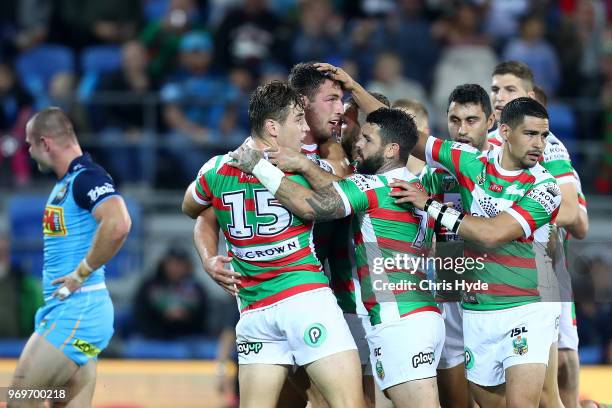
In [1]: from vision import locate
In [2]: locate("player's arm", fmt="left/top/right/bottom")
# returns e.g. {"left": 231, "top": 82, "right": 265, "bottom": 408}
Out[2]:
{"left": 268, "top": 147, "right": 343, "bottom": 189}
{"left": 228, "top": 147, "right": 346, "bottom": 221}
{"left": 53, "top": 175, "right": 132, "bottom": 299}
{"left": 182, "top": 181, "right": 207, "bottom": 218}
{"left": 554, "top": 182, "right": 579, "bottom": 228}
{"left": 182, "top": 157, "right": 217, "bottom": 218}
{"left": 567, "top": 190, "right": 588, "bottom": 239}
{"left": 194, "top": 207, "right": 240, "bottom": 295}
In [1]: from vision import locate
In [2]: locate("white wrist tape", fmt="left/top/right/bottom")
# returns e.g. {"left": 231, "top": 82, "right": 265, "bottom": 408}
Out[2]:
{"left": 426, "top": 199, "right": 464, "bottom": 233}
{"left": 252, "top": 159, "right": 285, "bottom": 195}
{"left": 82, "top": 258, "right": 94, "bottom": 273}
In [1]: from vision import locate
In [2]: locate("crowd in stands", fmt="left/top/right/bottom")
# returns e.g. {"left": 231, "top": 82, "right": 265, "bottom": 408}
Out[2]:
{"left": 0, "top": 0, "right": 610, "bottom": 189}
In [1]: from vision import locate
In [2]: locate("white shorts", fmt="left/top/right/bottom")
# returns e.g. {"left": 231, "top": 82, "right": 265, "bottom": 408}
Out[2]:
{"left": 236, "top": 288, "right": 357, "bottom": 366}
{"left": 463, "top": 302, "right": 557, "bottom": 387}
{"left": 344, "top": 312, "right": 373, "bottom": 375}
{"left": 367, "top": 311, "right": 445, "bottom": 390}
{"left": 558, "top": 302, "right": 579, "bottom": 351}
{"left": 438, "top": 301, "right": 464, "bottom": 370}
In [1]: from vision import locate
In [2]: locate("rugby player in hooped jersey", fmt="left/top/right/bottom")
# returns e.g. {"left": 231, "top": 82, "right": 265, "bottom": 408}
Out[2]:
{"left": 229, "top": 107, "right": 445, "bottom": 408}
{"left": 182, "top": 81, "right": 366, "bottom": 408}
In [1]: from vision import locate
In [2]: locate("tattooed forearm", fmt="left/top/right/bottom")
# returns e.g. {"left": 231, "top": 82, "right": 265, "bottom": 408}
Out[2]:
{"left": 304, "top": 184, "right": 345, "bottom": 221}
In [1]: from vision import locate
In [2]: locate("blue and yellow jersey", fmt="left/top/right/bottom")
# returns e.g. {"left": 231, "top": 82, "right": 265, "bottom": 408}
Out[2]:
{"left": 42, "top": 154, "right": 119, "bottom": 298}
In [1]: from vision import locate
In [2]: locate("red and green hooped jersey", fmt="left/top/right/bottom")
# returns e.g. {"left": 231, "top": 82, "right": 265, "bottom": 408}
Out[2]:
{"left": 301, "top": 144, "right": 366, "bottom": 315}
{"left": 426, "top": 136, "right": 562, "bottom": 311}
{"left": 191, "top": 154, "right": 328, "bottom": 312}
{"left": 420, "top": 165, "right": 465, "bottom": 301}
{"left": 333, "top": 167, "right": 438, "bottom": 325}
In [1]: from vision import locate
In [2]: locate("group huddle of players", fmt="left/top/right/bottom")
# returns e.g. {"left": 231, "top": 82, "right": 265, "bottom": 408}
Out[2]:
{"left": 182, "top": 60, "right": 604, "bottom": 408}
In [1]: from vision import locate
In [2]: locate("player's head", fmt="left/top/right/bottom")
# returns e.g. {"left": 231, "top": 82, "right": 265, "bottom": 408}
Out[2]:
{"left": 342, "top": 92, "right": 390, "bottom": 161}
{"left": 447, "top": 84, "right": 495, "bottom": 151}
{"left": 289, "top": 62, "right": 343, "bottom": 141}
{"left": 25, "top": 107, "right": 78, "bottom": 173}
{"left": 491, "top": 61, "right": 535, "bottom": 122}
{"left": 499, "top": 97, "right": 549, "bottom": 169}
{"left": 355, "top": 108, "right": 417, "bottom": 174}
{"left": 533, "top": 85, "right": 548, "bottom": 107}
{"left": 248, "top": 81, "right": 308, "bottom": 151}
{"left": 392, "top": 99, "right": 429, "bottom": 135}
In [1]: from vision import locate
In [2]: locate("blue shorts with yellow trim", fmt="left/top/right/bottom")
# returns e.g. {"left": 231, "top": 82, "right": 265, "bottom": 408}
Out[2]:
{"left": 35, "top": 289, "right": 114, "bottom": 366}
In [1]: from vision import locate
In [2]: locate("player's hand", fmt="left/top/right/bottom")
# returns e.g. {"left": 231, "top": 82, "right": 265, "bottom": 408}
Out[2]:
{"left": 389, "top": 179, "right": 429, "bottom": 210}
{"left": 314, "top": 63, "right": 355, "bottom": 92}
{"left": 268, "top": 147, "right": 308, "bottom": 172}
{"left": 51, "top": 271, "right": 84, "bottom": 300}
{"left": 204, "top": 255, "right": 240, "bottom": 296}
{"left": 228, "top": 145, "right": 267, "bottom": 174}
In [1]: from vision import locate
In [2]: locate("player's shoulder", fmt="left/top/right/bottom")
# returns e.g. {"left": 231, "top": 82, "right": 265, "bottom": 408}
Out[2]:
{"left": 528, "top": 162, "right": 559, "bottom": 185}
{"left": 197, "top": 154, "right": 231, "bottom": 178}
{"left": 342, "top": 173, "right": 386, "bottom": 192}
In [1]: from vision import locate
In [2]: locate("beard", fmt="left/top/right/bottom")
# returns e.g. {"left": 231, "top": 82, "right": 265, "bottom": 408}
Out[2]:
{"left": 356, "top": 151, "right": 385, "bottom": 175}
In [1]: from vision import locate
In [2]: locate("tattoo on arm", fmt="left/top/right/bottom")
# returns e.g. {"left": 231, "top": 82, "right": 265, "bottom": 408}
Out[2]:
{"left": 304, "top": 184, "right": 346, "bottom": 220}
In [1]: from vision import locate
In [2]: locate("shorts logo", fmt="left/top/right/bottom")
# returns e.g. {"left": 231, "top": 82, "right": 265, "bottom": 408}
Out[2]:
{"left": 237, "top": 342, "right": 263, "bottom": 355}
{"left": 412, "top": 351, "right": 435, "bottom": 368}
{"left": 464, "top": 347, "right": 474, "bottom": 370}
{"left": 43, "top": 206, "right": 67, "bottom": 236}
{"left": 374, "top": 347, "right": 382, "bottom": 357}
{"left": 375, "top": 360, "right": 385, "bottom": 380}
{"left": 304, "top": 323, "right": 327, "bottom": 348}
{"left": 512, "top": 336, "right": 528, "bottom": 356}
{"left": 73, "top": 338, "right": 101, "bottom": 358}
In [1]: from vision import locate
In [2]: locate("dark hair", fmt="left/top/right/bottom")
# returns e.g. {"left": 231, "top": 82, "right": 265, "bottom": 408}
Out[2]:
{"left": 248, "top": 81, "right": 304, "bottom": 137}
{"left": 289, "top": 61, "right": 336, "bottom": 101}
{"left": 533, "top": 85, "right": 547, "bottom": 107}
{"left": 447, "top": 83, "right": 492, "bottom": 119}
{"left": 492, "top": 60, "right": 534, "bottom": 91}
{"left": 365, "top": 108, "right": 417, "bottom": 162}
{"left": 345, "top": 92, "right": 390, "bottom": 109}
{"left": 500, "top": 97, "right": 548, "bottom": 129}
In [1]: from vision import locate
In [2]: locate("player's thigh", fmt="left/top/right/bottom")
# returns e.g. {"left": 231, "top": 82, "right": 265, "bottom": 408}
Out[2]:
{"left": 437, "top": 363, "right": 470, "bottom": 408}
{"left": 11, "top": 333, "right": 78, "bottom": 388}
{"left": 469, "top": 381, "right": 505, "bottom": 408}
{"left": 304, "top": 349, "right": 364, "bottom": 408}
{"left": 239, "top": 364, "right": 289, "bottom": 408}
{"left": 506, "top": 363, "right": 547, "bottom": 408}
{"left": 385, "top": 376, "right": 439, "bottom": 408}
{"left": 52, "top": 359, "right": 97, "bottom": 408}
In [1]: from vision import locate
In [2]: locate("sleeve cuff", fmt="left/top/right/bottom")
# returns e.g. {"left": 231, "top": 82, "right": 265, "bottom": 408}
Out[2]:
{"left": 191, "top": 183, "right": 210, "bottom": 206}
{"left": 505, "top": 207, "right": 531, "bottom": 237}
{"left": 332, "top": 182, "right": 352, "bottom": 217}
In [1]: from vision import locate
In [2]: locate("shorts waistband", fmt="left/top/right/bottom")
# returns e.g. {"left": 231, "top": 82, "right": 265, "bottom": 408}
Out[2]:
{"left": 45, "top": 282, "right": 107, "bottom": 302}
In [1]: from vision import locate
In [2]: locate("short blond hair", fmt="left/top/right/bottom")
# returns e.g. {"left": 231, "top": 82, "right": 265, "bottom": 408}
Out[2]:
{"left": 392, "top": 99, "right": 429, "bottom": 133}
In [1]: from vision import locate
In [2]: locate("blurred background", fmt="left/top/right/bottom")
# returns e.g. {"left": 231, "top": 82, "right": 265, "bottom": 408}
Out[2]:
{"left": 0, "top": 0, "right": 611, "bottom": 406}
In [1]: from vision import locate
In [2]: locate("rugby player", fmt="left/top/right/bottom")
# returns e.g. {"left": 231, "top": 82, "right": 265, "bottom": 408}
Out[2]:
{"left": 10, "top": 107, "right": 131, "bottom": 408}
{"left": 392, "top": 99, "right": 430, "bottom": 175}
{"left": 229, "top": 107, "right": 445, "bottom": 408}
{"left": 181, "top": 81, "right": 365, "bottom": 408}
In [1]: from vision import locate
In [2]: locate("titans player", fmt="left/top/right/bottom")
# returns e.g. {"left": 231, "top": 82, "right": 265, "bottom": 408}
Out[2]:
{"left": 10, "top": 108, "right": 131, "bottom": 408}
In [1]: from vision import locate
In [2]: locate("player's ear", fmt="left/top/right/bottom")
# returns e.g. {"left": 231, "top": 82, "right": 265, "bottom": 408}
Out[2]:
{"left": 40, "top": 135, "right": 51, "bottom": 152}
{"left": 264, "top": 118, "right": 279, "bottom": 137}
{"left": 486, "top": 113, "right": 496, "bottom": 131}
{"left": 499, "top": 124, "right": 510, "bottom": 142}
{"left": 386, "top": 143, "right": 400, "bottom": 159}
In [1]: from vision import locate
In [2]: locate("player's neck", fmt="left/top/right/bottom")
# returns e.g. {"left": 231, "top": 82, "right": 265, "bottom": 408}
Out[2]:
{"left": 250, "top": 135, "right": 277, "bottom": 151}
{"left": 54, "top": 145, "right": 83, "bottom": 179}
{"left": 376, "top": 160, "right": 404, "bottom": 174}
{"left": 302, "top": 131, "right": 317, "bottom": 146}
{"left": 499, "top": 146, "right": 522, "bottom": 171}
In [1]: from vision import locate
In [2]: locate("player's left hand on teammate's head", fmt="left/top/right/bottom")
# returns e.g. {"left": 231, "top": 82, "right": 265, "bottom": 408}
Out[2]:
{"left": 228, "top": 145, "right": 268, "bottom": 173}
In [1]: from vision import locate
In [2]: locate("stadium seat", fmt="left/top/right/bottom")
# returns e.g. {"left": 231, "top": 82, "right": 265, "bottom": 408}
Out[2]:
{"left": 15, "top": 44, "right": 75, "bottom": 106}
{"left": 81, "top": 45, "right": 122, "bottom": 75}
{"left": 143, "top": 0, "right": 169, "bottom": 21}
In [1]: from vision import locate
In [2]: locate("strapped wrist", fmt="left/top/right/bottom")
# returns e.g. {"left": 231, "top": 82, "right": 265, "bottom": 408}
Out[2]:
{"left": 252, "top": 159, "right": 285, "bottom": 195}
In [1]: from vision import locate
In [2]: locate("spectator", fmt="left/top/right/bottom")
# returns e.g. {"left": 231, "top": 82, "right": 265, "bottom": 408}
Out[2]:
{"left": 291, "top": 0, "right": 344, "bottom": 64}
{"left": 503, "top": 15, "right": 561, "bottom": 95}
{"left": 133, "top": 247, "right": 208, "bottom": 340}
{"left": 482, "top": 0, "right": 529, "bottom": 47}
{"left": 140, "top": 0, "right": 206, "bottom": 82}
{"left": 0, "top": 235, "right": 43, "bottom": 338}
{"left": 48, "top": 0, "right": 141, "bottom": 49}
{"left": 161, "top": 31, "right": 239, "bottom": 182}
{"left": 213, "top": 0, "right": 287, "bottom": 71}
{"left": 0, "top": 63, "right": 33, "bottom": 187}
{"left": 97, "top": 41, "right": 158, "bottom": 186}
{"left": 367, "top": 51, "right": 428, "bottom": 107}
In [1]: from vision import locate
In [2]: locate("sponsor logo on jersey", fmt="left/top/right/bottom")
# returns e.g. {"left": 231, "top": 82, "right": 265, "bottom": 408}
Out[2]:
{"left": 43, "top": 205, "right": 67, "bottom": 236}
{"left": 512, "top": 335, "right": 528, "bottom": 355}
{"left": 526, "top": 183, "right": 560, "bottom": 215}
{"left": 87, "top": 182, "right": 115, "bottom": 203}
{"left": 412, "top": 351, "right": 435, "bottom": 368}
{"left": 73, "top": 338, "right": 101, "bottom": 358}
{"left": 304, "top": 323, "right": 327, "bottom": 347}
{"left": 231, "top": 237, "right": 301, "bottom": 261}
{"left": 237, "top": 342, "right": 263, "bottom": 355}
{"left": 50, "top": 183, "right": 69, "bottom": 205}
{"left": 442, "top": 176, "right": 457, "bottom": 192}
{"left": 544, "top": 144, "right": 570, "bottom": 162}
{"left": 376, "top": 360, "right": 385, "bottom": 380}
{"left": 464, "top": 347, "right": 475, "bottom": 369}
{"left": 347, "top": 174, "right": 383, "bottom": 192}
{"left": 506, "top": 184, "right": 526, "bottom": 196}
{"left": 489, "top": 182, "right": 503, "bottom": 193}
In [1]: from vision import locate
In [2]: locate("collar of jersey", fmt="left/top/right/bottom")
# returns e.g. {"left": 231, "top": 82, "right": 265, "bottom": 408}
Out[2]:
{"left": 492, "top": 148, "right": 523, "bottom": 177}
{"left": 381, "top": 166, "right": 411, "bottom": 181}
{"left": 65, "top": 153, "right": 92, "bottom": 178}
